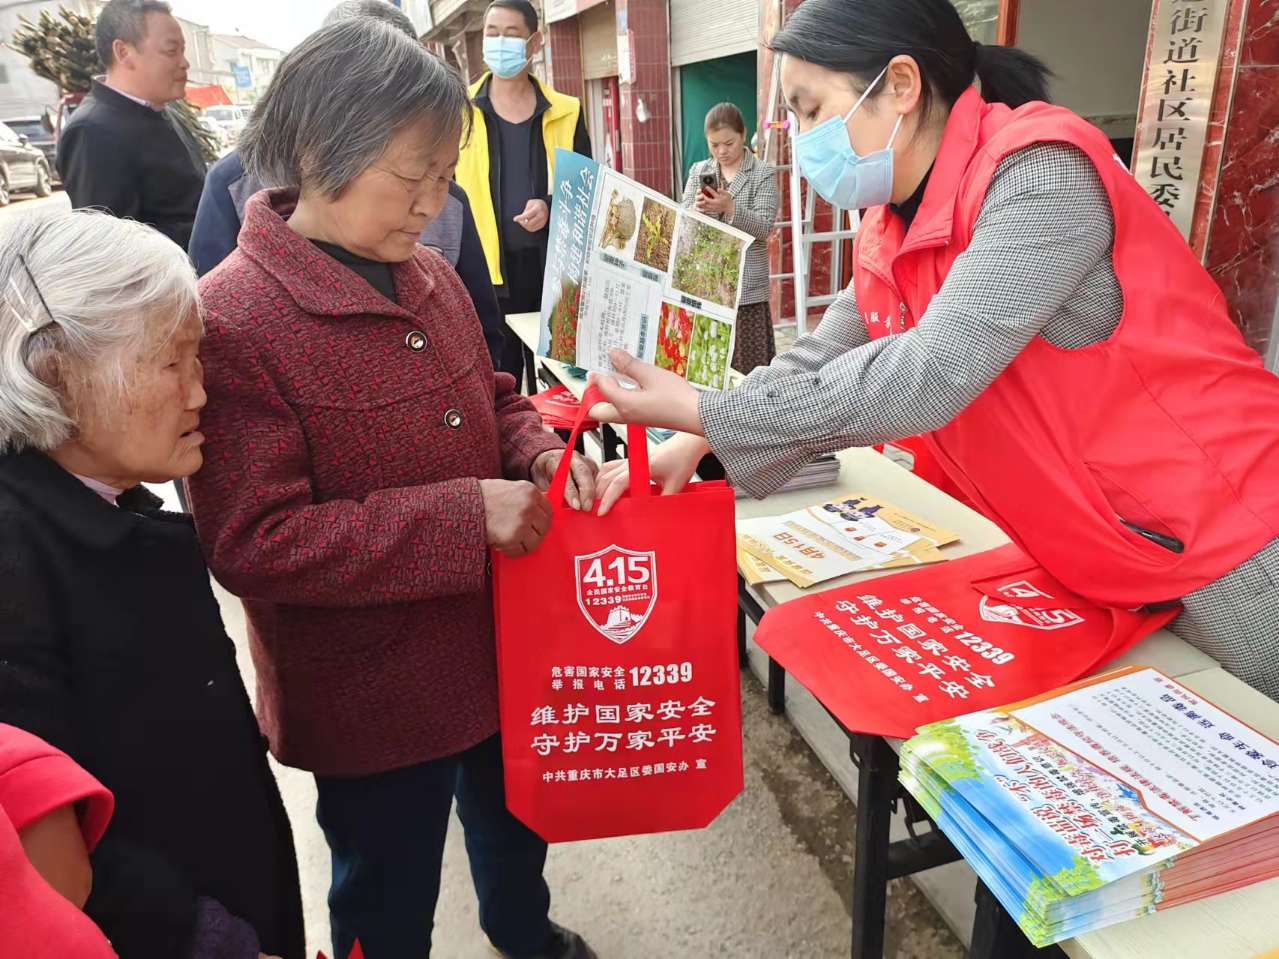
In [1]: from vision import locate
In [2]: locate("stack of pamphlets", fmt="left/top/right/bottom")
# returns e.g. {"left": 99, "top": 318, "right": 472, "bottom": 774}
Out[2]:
{"left": 733, "top": 455, "right": 841, "bottom": 499}
{"left": 737, "top": 547, "right": 786, "bottom": 586}
{"left": 736, "top": 494, "right": 957, "bottom": 588}
{"left": 900, "top": 667, "right": 1279, "bottom": 946}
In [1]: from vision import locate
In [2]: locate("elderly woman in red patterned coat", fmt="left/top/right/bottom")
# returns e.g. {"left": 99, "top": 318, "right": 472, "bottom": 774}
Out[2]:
{"left": 188, "top": 19, "right": 598, "bottom": 959}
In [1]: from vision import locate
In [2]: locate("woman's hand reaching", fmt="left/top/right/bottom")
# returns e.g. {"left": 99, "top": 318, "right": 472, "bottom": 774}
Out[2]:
{"left": 588, "top": 349, "right": 704, "bottom": 436}
{"left": 595, "top": 432, "right": 710, "bottom": 516}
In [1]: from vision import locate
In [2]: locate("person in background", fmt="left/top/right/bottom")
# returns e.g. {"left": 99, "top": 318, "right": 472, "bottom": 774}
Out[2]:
{"left": 456, "top": 0, "right": 591, "bottom": 380}
{"left": 681, "top": 102, "right": 779, "bottom": 372}
{"left": 589, "top": 0, "right": 1279, "bottom": 702}
{"left": 187, "top": 0, "right": 505, "bottom": 367}
{"left": 0, "top": 210, "right": 303, "bottom": 959}
{"left": 56, "top": 0, "right": 206, "bottom": 249}
{"left": 188, "top": 21, "right": 597, "bottom": 959}
{"left": 0, "top": 723, "right": 117, "bottom": 958}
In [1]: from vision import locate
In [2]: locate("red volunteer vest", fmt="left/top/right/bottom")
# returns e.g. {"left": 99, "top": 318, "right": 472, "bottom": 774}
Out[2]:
{"left": 853, "top": 87, "right": 1279, "bottom": 607}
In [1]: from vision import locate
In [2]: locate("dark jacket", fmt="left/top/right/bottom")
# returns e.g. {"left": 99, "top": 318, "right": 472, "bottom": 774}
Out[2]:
{"left": 188, "top": 189, "right": 562, "bottom": 776}
{"left": 470, "top": 74, "right": 592, "bottom": 297}
{"left": 56, "top": 81, "right": 207, "bottom": 249}
{"left": 0, "top": 452, "right": 304, "bottom": 959}
{"left": 188, "top": 149, "right": 506, "bottom": 366}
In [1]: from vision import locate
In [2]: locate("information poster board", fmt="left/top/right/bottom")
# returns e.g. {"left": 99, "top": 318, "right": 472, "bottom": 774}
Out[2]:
{"left": 539, "top": 149, "right": 752, "bottom": 390}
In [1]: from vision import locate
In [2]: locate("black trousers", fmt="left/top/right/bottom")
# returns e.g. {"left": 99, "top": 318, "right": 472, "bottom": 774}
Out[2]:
{"left": 315, "top": 735, "right": 552, "bottom": 959}
{"left": 497, "top": 246, "right": 546, "bottom": 382}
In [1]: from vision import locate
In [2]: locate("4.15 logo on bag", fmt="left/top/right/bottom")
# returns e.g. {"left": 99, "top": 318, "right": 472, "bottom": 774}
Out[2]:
{"left": 979, "top": 579, "right": 1085, "bottom": 631}
{"left": 575, "top": 545, "right": 658, "bottom": 645}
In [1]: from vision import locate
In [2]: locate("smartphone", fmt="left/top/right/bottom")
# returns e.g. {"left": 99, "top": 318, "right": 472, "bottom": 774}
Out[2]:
{"left": 699, "top": 172, "right": 718, "bottom": 198}
{"left": 1119, "top": 519, "right": 1185, "bottom": 554}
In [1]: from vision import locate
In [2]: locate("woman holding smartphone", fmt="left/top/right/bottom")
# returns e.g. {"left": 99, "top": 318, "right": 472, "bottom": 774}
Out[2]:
{"left": 680, "top": 102, "right": 779, "bottom": 372}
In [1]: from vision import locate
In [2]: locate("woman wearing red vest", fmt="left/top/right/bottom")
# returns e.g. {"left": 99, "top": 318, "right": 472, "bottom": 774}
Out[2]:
{"left": 591, "top": 0, "right": 1279, "bottom": 700}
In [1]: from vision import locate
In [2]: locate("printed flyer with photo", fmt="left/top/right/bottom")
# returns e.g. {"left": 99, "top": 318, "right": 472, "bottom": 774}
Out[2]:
{"left": 539, "top": 149, "right": 753, "bottom": 390}
{"left": 899, "top": 667, "right": 1279, "bottom": 945}
{"left": 735, "top": 494, "right": 959, "bottom": 588}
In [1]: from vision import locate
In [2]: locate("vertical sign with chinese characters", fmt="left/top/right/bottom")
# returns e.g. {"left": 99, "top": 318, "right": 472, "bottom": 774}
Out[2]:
{"left": 1132, "top": 0, "right": 1230, "bottom": 240}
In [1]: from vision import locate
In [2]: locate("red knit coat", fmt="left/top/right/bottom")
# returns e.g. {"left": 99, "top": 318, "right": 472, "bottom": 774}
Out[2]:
{"left": 189, "top": 190, "right": 562, "bottom": 776}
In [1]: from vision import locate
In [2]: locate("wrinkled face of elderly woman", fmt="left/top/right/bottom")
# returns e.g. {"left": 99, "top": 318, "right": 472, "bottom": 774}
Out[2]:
{"left": 0, "top": 209, "right": 205, "bottom": 491}
{"left": 65, "top": 309, "right": 206, "bottom": 487}
{"left": 312, "top": 117, "right": 461, "bottom": 264}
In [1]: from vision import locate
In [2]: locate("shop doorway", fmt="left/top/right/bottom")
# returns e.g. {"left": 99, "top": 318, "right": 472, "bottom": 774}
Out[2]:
{"left": 678, "top": 51, "right": 759, "bottom": 184}
{"left": 588, "top": 75, "right": 622, "bottom": 170}
{"left": 1011, "top": 0, "right": 1154, "bottom": 164}
{"left": 579, "top": 0, "right": 619, "bottom": 166}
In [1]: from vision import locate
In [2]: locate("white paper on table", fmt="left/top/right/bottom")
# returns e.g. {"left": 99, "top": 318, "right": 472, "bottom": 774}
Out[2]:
{"left": 806, "top": 508, "right": 922, "bottom": 558}
{"left": 737, "top": 514, "right": 885, "bottom": 582}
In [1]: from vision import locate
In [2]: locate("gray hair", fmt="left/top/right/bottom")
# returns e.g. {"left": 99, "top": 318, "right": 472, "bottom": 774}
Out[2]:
{"left": 0, "top": 210, "right": 199, "bottom": 454}
{"left": 240, "top": 19, "right": 469, "bottom": 199}
{"left": 95, "top": 0, "right": 174, "bottom": 67}
{"left": 324, "top": 0, "right": 418, "bottom": 37}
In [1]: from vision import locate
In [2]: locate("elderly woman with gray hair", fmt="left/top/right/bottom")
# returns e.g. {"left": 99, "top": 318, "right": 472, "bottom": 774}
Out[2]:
{"left": 188, "top": 18, "right": 597, "bottom": 959}
{"left": 0, "top": 210, "right": 304, "bottom": 958}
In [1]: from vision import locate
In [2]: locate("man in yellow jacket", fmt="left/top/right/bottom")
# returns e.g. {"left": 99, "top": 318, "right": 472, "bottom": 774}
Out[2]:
{"left": 457, "top": 0, "right": 592, "bottom": 378}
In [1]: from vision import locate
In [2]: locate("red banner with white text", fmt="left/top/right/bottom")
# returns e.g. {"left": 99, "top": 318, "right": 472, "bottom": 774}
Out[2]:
{"left": 754, "top": 544, "right": 1178, "bottom": 739}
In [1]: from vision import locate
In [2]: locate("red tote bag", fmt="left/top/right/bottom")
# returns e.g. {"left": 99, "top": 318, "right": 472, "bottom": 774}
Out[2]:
{"left": 753, "top": 543, "right": 1179, "bottom": 739}
{"left": 492, "top": 388, "right": 743, "bottom": 842}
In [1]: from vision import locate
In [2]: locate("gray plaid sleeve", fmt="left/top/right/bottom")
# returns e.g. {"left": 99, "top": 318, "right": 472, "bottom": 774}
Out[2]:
{"left": 680, "top": 163, "right": 701, "bottom": 208}
{"left": 730, "top": 164, "right": 780, "bottom": 241}
{"left": 699, "top": 143, "right": 1116, "bottom": 498}
{"left": 733, "top": 285, "right": 869, "bottom": 388}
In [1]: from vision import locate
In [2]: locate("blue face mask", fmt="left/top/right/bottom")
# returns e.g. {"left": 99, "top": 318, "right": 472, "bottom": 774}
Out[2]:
{"left": 483, "top": 36, "right": 530, "bottom": 79}
{"left": 792, "top": 65, "right": 903, "bottom": 209}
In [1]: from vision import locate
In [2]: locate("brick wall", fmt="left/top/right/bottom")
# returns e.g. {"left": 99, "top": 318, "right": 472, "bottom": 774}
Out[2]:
{"left": 615, "top": 0, "right": 672, "bottom": 195}
{"left": 545, "top": 18, "right": 587, "bottom": 103}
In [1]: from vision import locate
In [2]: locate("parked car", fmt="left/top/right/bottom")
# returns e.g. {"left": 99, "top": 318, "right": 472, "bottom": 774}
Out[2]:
{"left": 0, "top": 116, "right": 56, "bottom": 176}
{"left": 196, "top": 116, "right": 228, "bottom": 156}
{"left": 203, "top": 105, "right": 250, "bottom": 146}
{"left": 0, "top": 121, "right": 53, "bottom": 205}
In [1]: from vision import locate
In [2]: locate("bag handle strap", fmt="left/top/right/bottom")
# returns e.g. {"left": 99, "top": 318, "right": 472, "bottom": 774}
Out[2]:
{"left": 548, "top": 384, "right": 651, "bottom": 508}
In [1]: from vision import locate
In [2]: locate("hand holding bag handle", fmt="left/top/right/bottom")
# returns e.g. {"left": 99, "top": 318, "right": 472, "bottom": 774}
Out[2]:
{"left": 548, "top": 384, "right": 651, "bottom": 508}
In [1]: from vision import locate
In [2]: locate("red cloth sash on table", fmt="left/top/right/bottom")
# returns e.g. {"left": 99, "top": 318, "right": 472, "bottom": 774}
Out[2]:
{"left": 753, "top": 543, "right": 1179, "bottom": 739}
{"left": 528, "top": 384, "right": 598, "bottom": 431}
{"left": 493, "top": 386, "right": 742, "bottom": 842}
